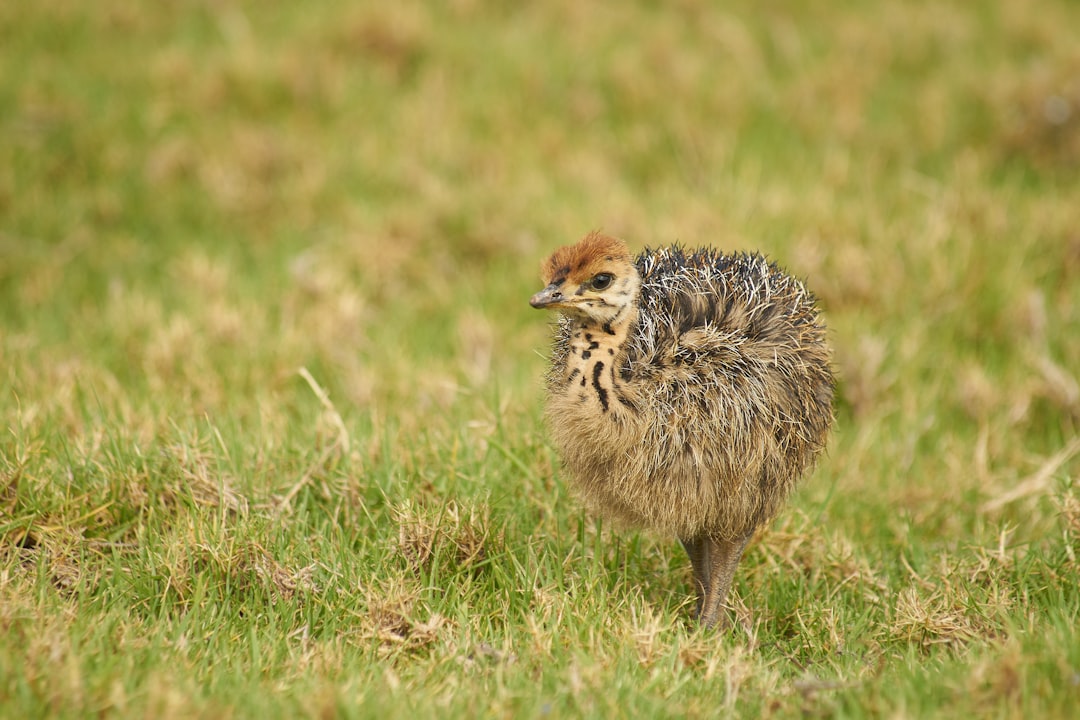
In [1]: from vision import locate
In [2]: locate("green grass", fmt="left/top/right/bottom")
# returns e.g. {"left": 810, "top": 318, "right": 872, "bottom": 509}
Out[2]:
{"left": 3, "top": 0, "right": 1080, "bottom": 717}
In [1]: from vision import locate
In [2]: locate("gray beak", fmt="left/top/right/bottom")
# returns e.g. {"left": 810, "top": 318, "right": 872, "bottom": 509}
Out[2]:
{"left": 530, "top": 283, "right": 565, "bottom": 309}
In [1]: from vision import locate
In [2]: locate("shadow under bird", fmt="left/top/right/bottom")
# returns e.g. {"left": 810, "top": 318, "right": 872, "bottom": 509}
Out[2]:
{"left": 530, "top": 232, "right": 834, "bottom": 628}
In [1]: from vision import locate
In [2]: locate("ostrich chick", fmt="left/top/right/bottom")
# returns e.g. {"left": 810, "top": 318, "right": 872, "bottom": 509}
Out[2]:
{"left": 531, "top": 232, "right": 834, "bottom": 628}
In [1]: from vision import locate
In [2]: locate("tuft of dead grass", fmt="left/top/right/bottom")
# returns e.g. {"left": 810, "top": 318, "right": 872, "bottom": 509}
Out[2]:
{"left": 157, "top": 439, "right": 249, "bottom": 515}
{"left": 891, "top": 544, "right": 1022, "bottom": 653}
{"left": 353, "top": 576, "right": 450, "bottom": 656}
{"left": 392, "top": 498, "right": 500, "bottom": 574}
{"left": 892, "top": 585, "right": 990, "bottom": 650}
{"left": 192, "top": 541, "right": 317, "bottom": 603}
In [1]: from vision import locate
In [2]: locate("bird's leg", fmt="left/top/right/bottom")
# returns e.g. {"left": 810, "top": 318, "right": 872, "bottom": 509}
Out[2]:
{"left": 679, "top": 536, "right": 710, "bottom": 617}
{"left": 696, "top": 532, "right": 754, "bottom": 629}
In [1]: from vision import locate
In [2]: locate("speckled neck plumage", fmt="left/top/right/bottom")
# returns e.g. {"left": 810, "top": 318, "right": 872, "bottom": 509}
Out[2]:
{"left": 559, "top": 301, "right": 639, "bottom": 416}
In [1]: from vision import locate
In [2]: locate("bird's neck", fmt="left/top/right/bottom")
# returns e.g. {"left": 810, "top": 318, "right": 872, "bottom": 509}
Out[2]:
{"left": 561, "top": 302, "right": 639, "bottom": 414}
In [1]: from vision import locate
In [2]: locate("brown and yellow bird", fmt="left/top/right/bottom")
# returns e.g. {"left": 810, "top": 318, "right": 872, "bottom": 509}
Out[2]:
{"left": 531, "top": 231, "right": 834, "bottom": 628}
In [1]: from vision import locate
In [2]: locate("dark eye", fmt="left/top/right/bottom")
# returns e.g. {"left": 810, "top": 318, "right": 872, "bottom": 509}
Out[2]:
{"left": 590, "top": 273, "right": 614, "bottom": 290}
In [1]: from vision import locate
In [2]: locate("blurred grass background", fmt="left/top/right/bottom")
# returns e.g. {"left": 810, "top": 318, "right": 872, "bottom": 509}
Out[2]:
{"left": 2, "top": 0, "right": 1079, "bottom": 717}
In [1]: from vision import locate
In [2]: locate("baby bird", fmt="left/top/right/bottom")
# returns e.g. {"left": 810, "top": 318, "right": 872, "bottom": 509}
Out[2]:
{"left": 531, "top": 232, "right": 834, "bottom": 628}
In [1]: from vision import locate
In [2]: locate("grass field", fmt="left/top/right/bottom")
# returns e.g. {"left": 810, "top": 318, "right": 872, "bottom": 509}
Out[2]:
{"left": 3, "top": 0, "right": 1080, "bottom": 717}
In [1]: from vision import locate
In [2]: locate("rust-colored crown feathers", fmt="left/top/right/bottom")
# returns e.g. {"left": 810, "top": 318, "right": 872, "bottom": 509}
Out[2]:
{"left": 541, "top": 232, "right": 632, "bottom": 285}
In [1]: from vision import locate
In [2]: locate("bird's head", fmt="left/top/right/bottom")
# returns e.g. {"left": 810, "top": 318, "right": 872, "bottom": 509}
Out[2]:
{"left": 530, "top": 232, "right": 640, "bottom": 325}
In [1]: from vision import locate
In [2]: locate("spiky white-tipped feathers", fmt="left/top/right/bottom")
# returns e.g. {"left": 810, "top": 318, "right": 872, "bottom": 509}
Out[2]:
{"left": 536, "top": 234, "right": 834, "bottom": 541}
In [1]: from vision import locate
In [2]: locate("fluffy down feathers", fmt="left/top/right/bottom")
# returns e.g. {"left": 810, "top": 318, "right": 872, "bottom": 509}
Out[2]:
{"left": 540, "top": 237, "right": 833, "bottom": 541}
